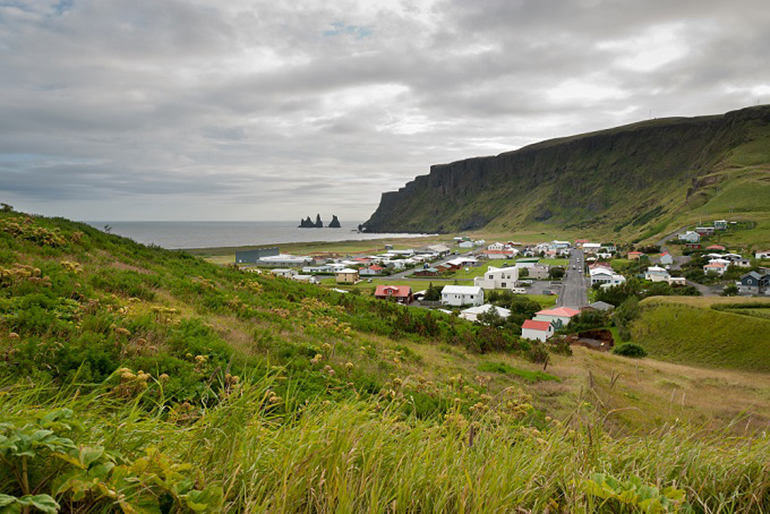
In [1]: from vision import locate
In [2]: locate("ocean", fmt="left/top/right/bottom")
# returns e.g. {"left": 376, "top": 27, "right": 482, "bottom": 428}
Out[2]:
{"left": 85, "top": 221, "right": 430, "bottom": 250}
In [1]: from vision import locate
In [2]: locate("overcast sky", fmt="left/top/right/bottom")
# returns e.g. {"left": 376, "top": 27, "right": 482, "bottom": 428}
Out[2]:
{"left": 1, "top": 0, "right": 769, "bottom": 222}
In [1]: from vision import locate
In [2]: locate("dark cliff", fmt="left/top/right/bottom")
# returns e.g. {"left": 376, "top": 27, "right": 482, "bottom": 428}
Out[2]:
{"left": 362, "top": 105, "right": 770, "bottom": 235}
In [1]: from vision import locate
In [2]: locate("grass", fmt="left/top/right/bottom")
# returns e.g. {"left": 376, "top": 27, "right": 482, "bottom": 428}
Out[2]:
{"left": 4, "top": 210, "right": 770, "bottom": 512}
{"left": 2, "top": 374, "right": 770, "bottom": 513}
{"left": 630, "top": 297, "right": 770, "bottom": 372}
{"left": 478, "top": 361, "right": 559, "bottom": 383}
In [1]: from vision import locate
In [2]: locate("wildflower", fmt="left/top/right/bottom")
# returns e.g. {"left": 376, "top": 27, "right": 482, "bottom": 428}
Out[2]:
{"left": 159, "top": 373, "right": 169, "bottom": 381}
{"left": 9, "top": 332, "right": 19, "bottom": 340}
{"left": 345, "top": 362, "right": 354, "bottom": 371}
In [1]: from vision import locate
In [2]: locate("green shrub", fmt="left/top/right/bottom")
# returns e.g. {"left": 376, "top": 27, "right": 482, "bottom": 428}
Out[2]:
{"left": 612, "top": 342, "right": 647, "bottom": 358}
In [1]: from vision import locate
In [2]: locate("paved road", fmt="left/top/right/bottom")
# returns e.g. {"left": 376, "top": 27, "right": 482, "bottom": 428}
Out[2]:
{"left": 556, "top": 249, "right": 589, "bottom": 308}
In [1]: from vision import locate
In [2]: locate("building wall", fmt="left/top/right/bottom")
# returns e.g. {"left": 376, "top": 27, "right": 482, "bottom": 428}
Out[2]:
{"left": 235, "top": 247, "right": 280, "bottom": 264}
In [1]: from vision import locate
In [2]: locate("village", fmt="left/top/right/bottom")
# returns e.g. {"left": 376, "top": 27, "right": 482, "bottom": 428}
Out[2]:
{"left": 233, "top": 218, "right": 770, "bottom": 345}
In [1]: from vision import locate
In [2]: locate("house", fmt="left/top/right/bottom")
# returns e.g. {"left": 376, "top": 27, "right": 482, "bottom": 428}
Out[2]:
{"left": 458, "top": 241, "right": 474, "bottom": 249}
{"left": 678, "top": 231, "right": 701, "bottom": 243}
{"left": 259, "top": 254, "right": 314, "bottom": 266}
{"left": 270, "top": 268, "right": 298, "bottom": 278}
{"left": 335, "top": 268, "right": 359, "bottom": 284}
{"left": 359, "top": 265, "right": 385, "bottom": 276}
{"left": 703, "top": 262, "right": 727, "bottom": 276}
{"left": 581, "top": 301, "right": 615, "bottom": 313}
{"left": 474, "top": 266, "right": 520, "bottom": 290}
{"left": 551, "top": 240, "right": 571, "bottom": 249}
{"left": 441, "top": 285, "right": 484, "bottom": 307}
{"left": 660, "top": 252, "right": 674, "bottom": 266}
{"left": 582, "top": 243, "right": 601, "bottom": 254}
{"left": 644, "top": 265, "right": 670, "bottom": 282}
{"left": 738, "top": 271, "right": 770, "bottom": 295}
{"left": 696, "top": 226, "right": 715, "bottom": 236}
{"left": 292, "top": 274, "right": 319, "bottom": 284}
{"left": 755, "top": 250, "right": 770, "bottom": 260}
{"left": 459, "top": 304, "right": 512, "bottom": 323}
{"left": 574, "top": 239, "right": 590, "bottom": 248}
{"left": 534, "top": 307, "right": 581, "bottom": 328}
{"left": 685, "top": 243, "right": 702, "bottom": 250}
{"left": 515, "top": 257, "right": 540, "bottom": 269}
{"left": 627, "top": 251, "right": 644, "bottom": 260}
{"left": 374, "top": 285, "right": 413, "bottom": 304}
{"left": 528, "top": 264, "right": 550, "bottom": 280}
{"left": 521, "top": 319, "right": 554, "bottom": 342}
{"left": 667, "top": 277, "right": 687, "bottom": 286}
{"left": 706, "top": 245, "right": 726, "bottom": 252}
{"left": 714, "top": 220, "right": 728, "bottom": 230}
{"left": 590, "top": 268, "right": 626, "bottom": 287}
{"left": 413, "top": 267, "right": 440, "bottom": 277}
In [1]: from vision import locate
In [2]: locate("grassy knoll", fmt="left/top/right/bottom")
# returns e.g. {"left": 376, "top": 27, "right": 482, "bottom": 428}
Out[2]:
{"left": 2, "top": 211, "right": 770, "bottom": 512}
{"left": 631, "top": 297, "right": 770, "bottom": 372}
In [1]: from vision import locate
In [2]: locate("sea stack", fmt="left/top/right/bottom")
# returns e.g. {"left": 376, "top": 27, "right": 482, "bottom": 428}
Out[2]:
{"left": 315, "top": 214, "right": 323, "bottom": 228}
{"left": 298, "top": 216, "right": 315, "bottom": 228}
{"left": 329, "top": 215, "right": 341, "bottom": 228}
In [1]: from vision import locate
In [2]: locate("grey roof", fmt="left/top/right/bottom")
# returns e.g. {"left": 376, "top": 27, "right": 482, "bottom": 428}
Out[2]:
{"left": 587, "top": 301, "right": 615, "bottom": 311}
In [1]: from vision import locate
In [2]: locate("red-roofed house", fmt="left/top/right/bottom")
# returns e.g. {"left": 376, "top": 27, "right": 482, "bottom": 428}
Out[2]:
{"left": 703, "top": 262, "right": 727, "bottom": 276}
{"left": 521, "top": 319, "right": 554, "bottom": 342}
{"left": 627, "top": 251, "right": 644, "bottom": 260}
{"left": 534, "top": 307, "right": 581, "bottom": 327}
{"left": 374, "top": 285, "right": 413, "bottom": 304}
{"left": 706, "top": 245, "right": 726, "bottom": 251}
{"left": 359, "top": 265, "right": 385, "bottom": 276}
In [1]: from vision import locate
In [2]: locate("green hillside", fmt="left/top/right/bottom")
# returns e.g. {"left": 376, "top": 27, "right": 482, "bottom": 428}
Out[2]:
{"left": 2, "top": 211, "right": 770, "bottom": 512}
{"left": 631, "top": 297, "right": 770, "bottom": 372}
{"left": 363, "top": 105, "right": 770, "bottom": 242}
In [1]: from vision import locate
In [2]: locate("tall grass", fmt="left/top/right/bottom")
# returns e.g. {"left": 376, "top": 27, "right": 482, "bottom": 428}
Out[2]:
{"left": 2, "top": 375, "right": 768, "bottom": 513}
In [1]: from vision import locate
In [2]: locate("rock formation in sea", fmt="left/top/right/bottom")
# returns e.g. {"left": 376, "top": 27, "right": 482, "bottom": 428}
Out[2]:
{"left": 329, "top": 215, "right": 341, "bottom": 228}
{"left": 315, "top": 214, "right": 323, "bottom": 228}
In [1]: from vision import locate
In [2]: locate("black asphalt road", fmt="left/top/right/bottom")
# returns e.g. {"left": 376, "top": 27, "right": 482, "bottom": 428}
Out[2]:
{"left": 556, "top": 249, "right": 589, "bottom": 308}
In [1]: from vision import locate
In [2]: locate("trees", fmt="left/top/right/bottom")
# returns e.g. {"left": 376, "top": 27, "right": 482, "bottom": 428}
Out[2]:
{"left": 548, "top": 267, "right": 565, "bottom": 280}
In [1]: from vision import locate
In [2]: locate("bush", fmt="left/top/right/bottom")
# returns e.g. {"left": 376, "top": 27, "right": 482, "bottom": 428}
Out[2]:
{"left": 612, "top": 343, "right": 647, "bottom": 358}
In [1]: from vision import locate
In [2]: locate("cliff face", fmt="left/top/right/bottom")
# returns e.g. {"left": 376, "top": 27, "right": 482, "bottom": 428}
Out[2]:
{"left": 362, "top": 105, "right": 770, "bottom": 234}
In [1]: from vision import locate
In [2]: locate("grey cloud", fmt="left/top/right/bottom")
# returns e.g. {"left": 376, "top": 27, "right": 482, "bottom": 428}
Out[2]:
{"left": 1, "top": 0, "right": 769, "bottom": 221}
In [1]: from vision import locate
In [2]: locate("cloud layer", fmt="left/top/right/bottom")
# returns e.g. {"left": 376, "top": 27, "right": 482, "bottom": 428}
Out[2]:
{"left": 1, "top": 0, "right": 768, "bottom": 220}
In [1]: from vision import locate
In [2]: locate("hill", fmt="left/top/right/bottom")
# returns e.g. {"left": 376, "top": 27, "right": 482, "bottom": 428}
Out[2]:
{"left": 2, "top": 211, "right": 770, "bottom": 512}
{"left": 362, "top": 105, "right": 770, "bottom": 241}
{"left": 631, "top": 296, "right": 770, "bottom": 372}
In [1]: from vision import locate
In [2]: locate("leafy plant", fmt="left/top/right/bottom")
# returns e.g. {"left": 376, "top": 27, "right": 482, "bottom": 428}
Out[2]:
{"left": 578, "top": 472, "right": 689, "bottom": 512}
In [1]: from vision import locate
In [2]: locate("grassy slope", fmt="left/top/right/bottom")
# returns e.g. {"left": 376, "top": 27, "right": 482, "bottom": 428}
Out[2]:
{"left": 632, "top": 296, "right": 770, "bottom": 372}
{"left": 3, "top": 212, "right": 770, "bottom": 511}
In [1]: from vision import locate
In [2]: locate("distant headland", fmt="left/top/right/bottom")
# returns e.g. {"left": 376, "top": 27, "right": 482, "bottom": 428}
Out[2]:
{"left": 299, "top": 214, "right": 341, "bottom": 228}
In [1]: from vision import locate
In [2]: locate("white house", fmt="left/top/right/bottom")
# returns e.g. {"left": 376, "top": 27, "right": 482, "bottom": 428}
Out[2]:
{"left": 644, "top": 265, "right": 670, "bottom": 282}
{"left": 678, "top": 231, "right": 701, "bottom": 243}
{"left": 660, "top": 252, "right": 674, "bottom": 266}
{"left": 458, "top": 241, "right": 474, "bottom": 249}
{"left": 755, "top": 250, "right": 770, "bottom": 260}
{"left": 703, "top": 262, "right": 727, "bottom": 276}
{"left": 459, "top": 304, "right": 512, "bottom": 323}
{"left": 534, "top": 307, "right": 581, "bottom": 328}
{"left": 667, "top": 277, "right": 686, "bottom": 286}
{"left": 589, "top": 268, "right": 626, "bottom": 287}
{"left": 474, "top": 266, "right": 520, "bottom": 290}
{"left": 488, "top": 242, "right": 506, "bottom": 251}
{"left": 270, "top": 268, "right": 298, "bottom": 278}
{"left": 582, "top": 243, "right": 601, "bottom": 254}
{"left": 291, "top": 274, "right": 319, "bottom": 284}
{"left": 521, "top": 319, "right": 554, "bottom": 342}
{"left": 441, "top": 285, "right": 484, "bottom": 307}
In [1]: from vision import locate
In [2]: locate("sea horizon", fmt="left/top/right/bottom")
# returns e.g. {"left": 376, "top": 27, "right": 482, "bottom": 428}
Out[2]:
{"left": 85, "top": 220, "right": 432, "bottom": 250}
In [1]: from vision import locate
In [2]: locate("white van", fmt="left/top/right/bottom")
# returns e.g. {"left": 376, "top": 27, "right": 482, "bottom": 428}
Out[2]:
{"left": 511, "top": 287, "right": 527, "bottom": 294}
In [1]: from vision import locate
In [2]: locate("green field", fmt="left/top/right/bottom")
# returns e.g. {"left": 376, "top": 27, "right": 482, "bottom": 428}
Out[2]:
{"left": 632, "top": 297, "right": 770, "bottom": 372}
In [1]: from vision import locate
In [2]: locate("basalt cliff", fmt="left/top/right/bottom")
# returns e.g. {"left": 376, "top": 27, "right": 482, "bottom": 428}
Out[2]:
{"left": 362, "top": 105, "right": 770, "bottom": 238}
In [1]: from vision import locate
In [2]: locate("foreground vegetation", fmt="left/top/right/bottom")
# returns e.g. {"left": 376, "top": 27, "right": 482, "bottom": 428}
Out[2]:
{"left": 2, "top": 211, "right": 770, "bottom": 512}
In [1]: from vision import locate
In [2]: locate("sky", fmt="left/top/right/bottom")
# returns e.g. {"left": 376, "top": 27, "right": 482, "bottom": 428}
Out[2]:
{"left": 1, "top": 0, "right": 769, "bottom": 222}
